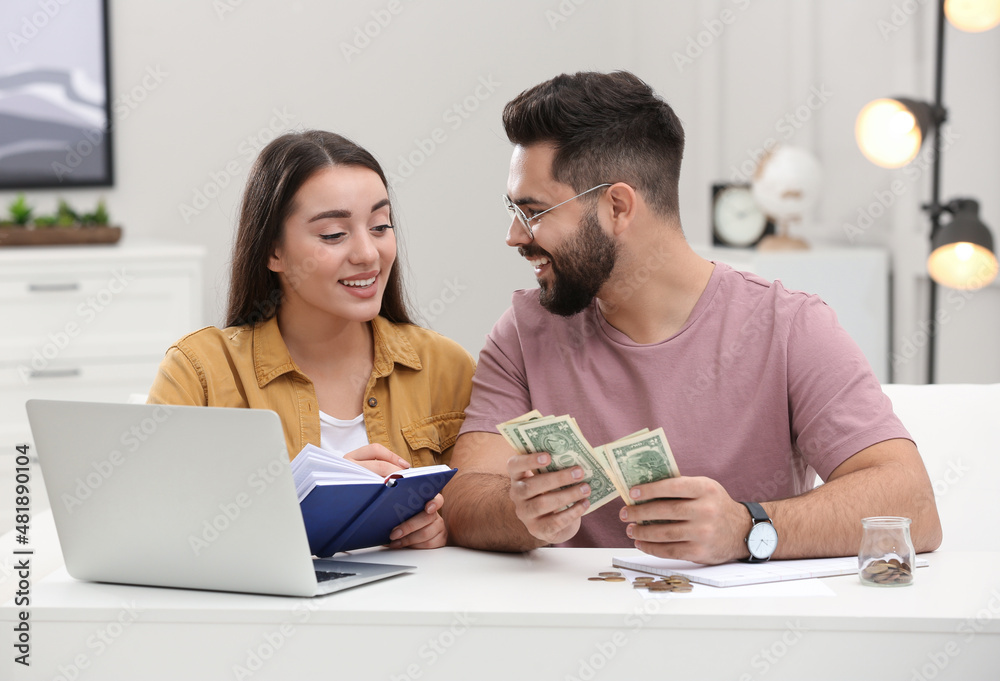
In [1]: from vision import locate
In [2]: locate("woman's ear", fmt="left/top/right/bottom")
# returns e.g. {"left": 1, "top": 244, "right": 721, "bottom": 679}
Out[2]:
{"left": 606, "top": 182, "right": 637, "bottom": 237}
{"left": 267, "top": 244, "right": 284, "bottom": 273}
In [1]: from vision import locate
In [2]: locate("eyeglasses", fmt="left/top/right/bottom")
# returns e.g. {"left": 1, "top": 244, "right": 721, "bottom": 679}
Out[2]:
{"left": 502, "top": 183, "right": 611, "bottom": 242}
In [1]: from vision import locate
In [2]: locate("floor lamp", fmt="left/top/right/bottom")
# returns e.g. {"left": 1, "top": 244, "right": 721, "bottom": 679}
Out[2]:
{"left": 855, "top": 0, "right": 1000, "bottom": 383}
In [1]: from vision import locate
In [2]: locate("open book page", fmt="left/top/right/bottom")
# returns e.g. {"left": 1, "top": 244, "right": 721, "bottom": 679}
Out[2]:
{"left": 291, "top": 444, "right": 452, "bottom": 500}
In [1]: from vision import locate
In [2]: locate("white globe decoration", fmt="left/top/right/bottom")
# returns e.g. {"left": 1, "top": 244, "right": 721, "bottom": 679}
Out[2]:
{"left": 751, "top": 146, "right": 823, "bottom": 250}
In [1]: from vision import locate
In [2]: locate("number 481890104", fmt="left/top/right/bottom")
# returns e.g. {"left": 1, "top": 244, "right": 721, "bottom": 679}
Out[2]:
{"left": 14, "top": 444, "right": 31, "bottom": 540}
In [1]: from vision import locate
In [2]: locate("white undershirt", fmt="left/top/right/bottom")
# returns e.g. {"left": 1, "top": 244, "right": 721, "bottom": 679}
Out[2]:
{"left": 318, "top": 410, "right": 369, "bottom": 458}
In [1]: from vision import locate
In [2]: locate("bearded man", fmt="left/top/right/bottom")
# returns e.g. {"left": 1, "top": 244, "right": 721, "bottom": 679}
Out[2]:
{"left": 441, "top": 70, "right": 941, "bottom": 565}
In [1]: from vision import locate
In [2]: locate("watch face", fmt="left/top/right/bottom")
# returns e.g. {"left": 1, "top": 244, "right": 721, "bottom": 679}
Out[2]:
{"left": 747, "top": 522, "right": 778, "bottom": 560}
{"left": 713, "top": 185, "right": 769, "bottom": 247}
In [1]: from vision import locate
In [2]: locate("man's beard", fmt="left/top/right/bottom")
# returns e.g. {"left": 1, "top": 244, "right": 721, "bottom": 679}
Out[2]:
{"left": 522, "top": 208, "right": 618, "bottom": 317}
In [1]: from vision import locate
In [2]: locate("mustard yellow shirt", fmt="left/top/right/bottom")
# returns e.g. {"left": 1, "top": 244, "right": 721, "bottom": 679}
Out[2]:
{"left": 147, "top": 315, "right": 476, "bottom": 467}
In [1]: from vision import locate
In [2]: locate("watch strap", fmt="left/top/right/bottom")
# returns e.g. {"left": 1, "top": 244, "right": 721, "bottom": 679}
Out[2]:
{"left": 740, "top": 501, "right": 775, "bottom": 563}
{"left": 741, "top": 501, "right": 770, "bottom": 524}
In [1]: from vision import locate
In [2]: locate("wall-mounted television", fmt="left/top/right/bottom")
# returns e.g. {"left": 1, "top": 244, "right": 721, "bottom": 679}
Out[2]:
{"left": 0, "top": 0, "right": 113, "bottom": 189}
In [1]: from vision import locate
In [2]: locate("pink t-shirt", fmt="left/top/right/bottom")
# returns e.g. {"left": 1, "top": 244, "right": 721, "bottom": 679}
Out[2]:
{"left": 460, "top": 262, "right": 911, "bottom": 548}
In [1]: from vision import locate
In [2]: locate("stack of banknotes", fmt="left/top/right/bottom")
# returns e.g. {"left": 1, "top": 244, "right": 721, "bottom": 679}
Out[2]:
{"left": 496, "top": 411, "right": 681, "bottom": 516}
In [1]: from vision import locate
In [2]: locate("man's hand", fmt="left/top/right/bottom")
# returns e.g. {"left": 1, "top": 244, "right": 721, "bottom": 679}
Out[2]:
{"left": 507, "top": 452, "right": 590, "bottom": 546}
{"left": 619, "top": 476, "right": 749, "bottom": 565}
{"left": 389, "top": 494, "right": 447, "bottom": 549}
{"left": 344, "top": 444, "right": 410, "bottom": 477}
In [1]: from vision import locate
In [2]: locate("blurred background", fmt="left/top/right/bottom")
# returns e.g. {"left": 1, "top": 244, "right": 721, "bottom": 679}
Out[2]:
{"left": 2, "top": 0, "right": 999, "bottom": 386}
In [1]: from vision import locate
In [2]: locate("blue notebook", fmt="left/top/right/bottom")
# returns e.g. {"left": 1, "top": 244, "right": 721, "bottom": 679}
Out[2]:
{"left": 292, "top": 445, "right": 457, "bottom": 557}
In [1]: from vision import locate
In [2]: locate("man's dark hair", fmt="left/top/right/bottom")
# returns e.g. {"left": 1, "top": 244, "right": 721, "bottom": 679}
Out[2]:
{"left": 502, "top": 71, "right": 685, "bottom": 219}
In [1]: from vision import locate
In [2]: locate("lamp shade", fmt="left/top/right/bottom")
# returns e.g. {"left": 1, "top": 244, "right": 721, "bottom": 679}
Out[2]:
{"left": 855, "top": 98, "right": 934, "bottom": 168}
{"left": 945, "top": 0, "right": 1000, "bottom": 32}
{"left": 927, "top": 199, "right": 999, "bottom": 289}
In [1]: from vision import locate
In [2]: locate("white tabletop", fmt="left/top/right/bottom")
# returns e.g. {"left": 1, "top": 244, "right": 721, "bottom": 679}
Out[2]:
{"left": 3, "top": 546, "right": 999, "bottom": 680}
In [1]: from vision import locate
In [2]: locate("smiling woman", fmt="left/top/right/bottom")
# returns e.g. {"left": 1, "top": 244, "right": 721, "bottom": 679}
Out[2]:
{"left": 146, "top": 130, "right": 476, "bottom": 550}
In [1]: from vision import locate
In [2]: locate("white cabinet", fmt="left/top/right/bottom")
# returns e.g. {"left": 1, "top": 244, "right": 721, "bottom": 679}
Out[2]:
{"left": 0, "top": 241, "right": 204, "bottom": 531}
{"left": 693, "top": 245, "right": 891, "bottom": 383}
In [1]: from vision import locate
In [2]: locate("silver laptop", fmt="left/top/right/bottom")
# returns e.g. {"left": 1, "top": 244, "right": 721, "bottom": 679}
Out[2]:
{"left": 26, "top": 399, "right": 414, "bottom": 597}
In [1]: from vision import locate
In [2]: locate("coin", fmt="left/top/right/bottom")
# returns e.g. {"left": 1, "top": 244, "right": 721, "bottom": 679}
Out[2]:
{"left": 587, "top": 577, "right": 606, "bottom": 581}
{"left": 861, "top": 557, "right": 914, "bottom": 586}
{"left": 599, "top": 571, "right": 622, "bottom": 578}
{"left": 634, "top": 577, "right": 655, "bottom": 583}
{"left": 604, "top": 577, "right": 627, "bottom": 582}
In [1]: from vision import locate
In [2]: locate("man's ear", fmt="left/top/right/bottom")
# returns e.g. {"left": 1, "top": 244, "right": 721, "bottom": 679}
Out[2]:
{"left": 606, "top": 182, "right": 637, "bottom": 236}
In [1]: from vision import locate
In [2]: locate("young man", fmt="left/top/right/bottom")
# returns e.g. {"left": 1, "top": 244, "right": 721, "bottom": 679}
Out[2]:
{"left": 441, "top": 71, "right": 941, "bottom": 564}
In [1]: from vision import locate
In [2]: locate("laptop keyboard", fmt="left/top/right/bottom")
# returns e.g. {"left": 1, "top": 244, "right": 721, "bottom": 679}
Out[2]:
{"left": 315, "top": 570, "right": 357, "bottom": 583}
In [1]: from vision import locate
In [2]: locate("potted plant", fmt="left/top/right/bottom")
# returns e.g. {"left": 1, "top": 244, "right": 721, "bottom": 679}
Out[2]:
{"left": 0, "top": 195, "right": 121, "bottom": 246}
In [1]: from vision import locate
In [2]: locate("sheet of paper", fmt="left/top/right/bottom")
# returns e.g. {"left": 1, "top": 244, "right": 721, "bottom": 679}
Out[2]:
{"left": 618, "top": 568, "right": 836, "bottom": 599}
{"left": 612, "top": 551, "right": 930, "bottom": 588}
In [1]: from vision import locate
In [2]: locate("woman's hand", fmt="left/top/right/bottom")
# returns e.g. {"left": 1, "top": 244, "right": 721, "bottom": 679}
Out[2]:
{"left": 344, "top": 444, "right": 410, "bottom": 477}
{"left": 388, "top": 494, "right": 447, "bottom": 549}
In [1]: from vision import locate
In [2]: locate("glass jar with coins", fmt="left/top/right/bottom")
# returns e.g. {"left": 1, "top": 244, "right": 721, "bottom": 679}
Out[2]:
{"left": 858, "top": 516, "right": 915, "bottom": 587}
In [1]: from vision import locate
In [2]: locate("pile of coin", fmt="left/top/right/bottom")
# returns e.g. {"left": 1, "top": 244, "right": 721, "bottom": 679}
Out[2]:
{"left": 860, "top": 558, "right": 913, "bottom": 585}
{"left": 632, "top": 575, "right": 693, "bottom": 593}
{"left": 588, "top": 571, "right": 627, "bottom": 582}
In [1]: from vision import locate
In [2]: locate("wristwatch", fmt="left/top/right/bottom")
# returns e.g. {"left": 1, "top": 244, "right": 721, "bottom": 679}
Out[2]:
{"left": 741, "top": 501, "right": 778, "bottom": 562}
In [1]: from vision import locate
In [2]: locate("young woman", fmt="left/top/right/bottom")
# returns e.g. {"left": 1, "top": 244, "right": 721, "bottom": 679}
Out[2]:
{"left": 148, "top": 130, "right": 476, "bottom": 549}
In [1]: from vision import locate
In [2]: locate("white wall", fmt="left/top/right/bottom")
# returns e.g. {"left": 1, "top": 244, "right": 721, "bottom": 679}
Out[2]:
{"left": 3, "top": 0, "right": 998, "bottom": 383}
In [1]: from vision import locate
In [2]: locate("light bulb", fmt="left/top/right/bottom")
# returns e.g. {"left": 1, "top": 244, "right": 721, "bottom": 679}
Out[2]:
{"left": 928, "top": 242, "right": 1000, "bottom": 290}
{"left": 856, "top": 99, "right": 923, "bottom": 168}
{"left": 945, "top": 0, "right": 1000, "bottom": 32}
{"left": 890, "top": 110, "right": 916, "bottom": 135}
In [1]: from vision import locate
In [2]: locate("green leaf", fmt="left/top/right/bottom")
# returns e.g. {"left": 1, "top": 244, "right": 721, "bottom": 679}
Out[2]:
{"left": 56, "top": 199, "right": 78, "bottom": 226}
{"left": 8, "top": 194, "right": 33, "bottom": 225}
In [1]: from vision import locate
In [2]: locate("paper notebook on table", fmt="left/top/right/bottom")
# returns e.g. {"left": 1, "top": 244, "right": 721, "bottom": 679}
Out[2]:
{"left": 612, "top": 553, "right": 930, "bottom": 588}
{"left": 291, "top": 444, "right": 456, "bottom": 557}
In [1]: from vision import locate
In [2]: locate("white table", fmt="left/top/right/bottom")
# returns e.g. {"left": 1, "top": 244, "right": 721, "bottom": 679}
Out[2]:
{"left": 3, "top": 546, "right": 999, "bottom": 680}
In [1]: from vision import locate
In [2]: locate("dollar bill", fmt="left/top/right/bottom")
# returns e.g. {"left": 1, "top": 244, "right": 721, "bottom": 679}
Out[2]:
{"left": 496, "top": 413, "right": 682, "bottom": 519}
{"left": 605, "top": 427, "right": 680, "bottom": 515}
{"left": 497, "top": 410, "right": 544, "bottom": 452}
{"left": 511, "top": 415, "right": 620, "bottom": 513}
